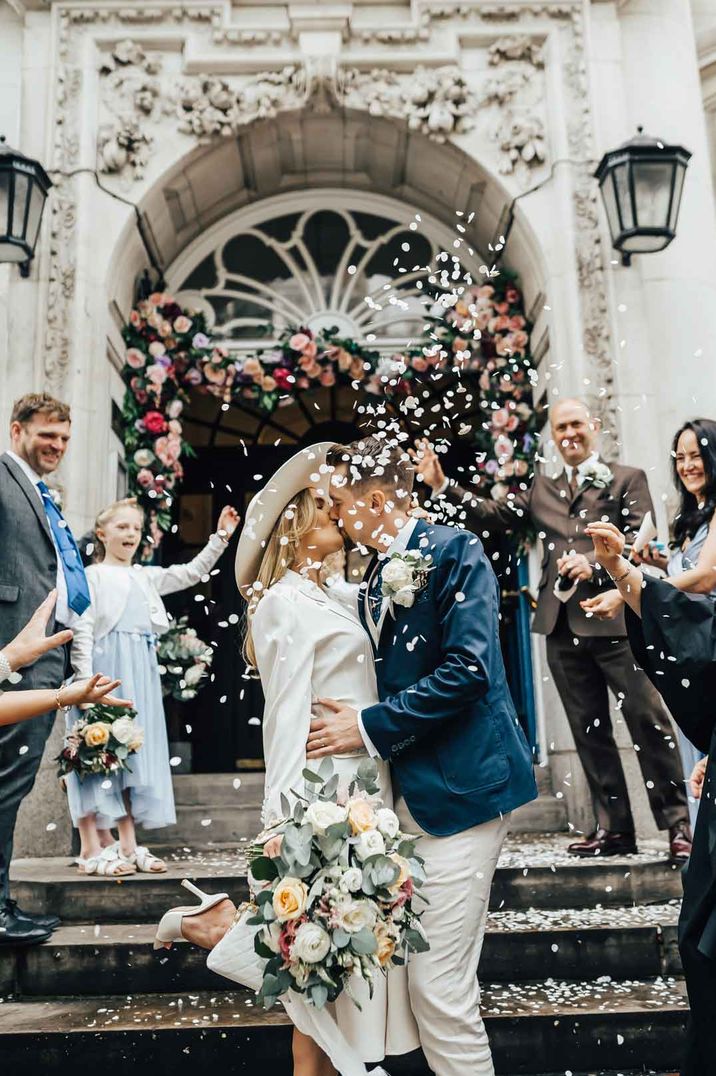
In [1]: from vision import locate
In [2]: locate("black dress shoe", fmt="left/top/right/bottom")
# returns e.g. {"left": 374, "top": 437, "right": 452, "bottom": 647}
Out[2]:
{"left": 0, "top": 903, "right": 52, "bottom": 946}
{"left": 5, "top": 899, "right": 60, "bottom": 932}
{"left": 567, "top": 827, "right": 638, "bottom": 857}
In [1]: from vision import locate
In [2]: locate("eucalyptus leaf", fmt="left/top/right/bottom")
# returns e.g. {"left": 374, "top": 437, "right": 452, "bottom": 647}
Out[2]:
{"left": 333, "top": 928, "right": 350, "bottom": 949}
{"left": 250, "top": 855, "right": 279, "bottom": 881}
{"left": 280, "top": 793, "right": 292, "bottom": 819}
{"left": 302, "top": 768, "right": 323, "bottom": 785}
{"left": 404, "top": 927, "right": 430, "bottom": 953}
{"left": 311, "top": 983, "right": 329, "bottom": 1009}
{"left": 350, "top": 928, "right": 378, "bottom": 955}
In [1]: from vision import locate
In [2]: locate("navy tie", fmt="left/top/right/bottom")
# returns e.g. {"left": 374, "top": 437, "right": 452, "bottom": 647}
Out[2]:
{"left": 37, "top": 481, "right": 91, "bottom": 617}
{"left": 368, "top": 561, "right": 385, "bottom": 626}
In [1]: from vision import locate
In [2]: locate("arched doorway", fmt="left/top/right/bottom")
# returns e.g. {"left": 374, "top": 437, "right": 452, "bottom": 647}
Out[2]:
{"left": 108, "top": 112, "right": 547, "bottom": 773}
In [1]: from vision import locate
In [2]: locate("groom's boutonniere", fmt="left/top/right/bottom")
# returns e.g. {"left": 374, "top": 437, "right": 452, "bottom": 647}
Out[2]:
{"left": 381, "top": 550, "right": 433, "bottom": 611}
{"left": 578, "top": 460, "right": 613, "bottom": 491}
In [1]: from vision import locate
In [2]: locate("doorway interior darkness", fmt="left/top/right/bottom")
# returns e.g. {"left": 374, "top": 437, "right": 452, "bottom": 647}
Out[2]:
{"left": 161, "top": 384, "right": 536, "bottom": 773}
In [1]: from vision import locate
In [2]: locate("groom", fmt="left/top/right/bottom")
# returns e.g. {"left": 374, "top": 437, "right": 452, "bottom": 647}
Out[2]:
{"left": 306, "top": 435, "right": 537, "bottom": 1076}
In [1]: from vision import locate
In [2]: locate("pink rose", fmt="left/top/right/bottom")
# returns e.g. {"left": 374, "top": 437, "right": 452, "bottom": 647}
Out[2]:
{"left": 147, "top": 312, "right": 162, "bottom": 329}
{"left": 203, "top": 364, "right": 228, "bottom": 385}
{"left": 143, "top": 411, "right": 167, "bottom": 435}
{"left": 126, "top": 347, "right": 146, "bottom": 369}
{"left": 494, "top": 435, "right": 514, "bottom": 460}
{"left": 319, "top": 368, "right": 336, "bottom": 387}
{"left": 158, "top": 320, "right": 173, "bottom": 338}
{"left": 129, "top": 310, "right": 143, "bottom": 328}
{"left": 492, "top": 408, "right": 510, "bottom": 429}
{"left": 509, "top": 315, "right": 526, "bottom": 331}
{"left": 494, "top": 302, "right": 510, "bottom": 315}
{"left": 155, "top": 435, "right": 182, "bottom": 467}
{"left": 289, "top": 332, "right": 311, "bottom": 352}
{"left": 168, "top": 419, "right": 182, "bottom": 435}
{"left": 506, "top": 414, "right": 520, "bottom": 432}
{"left": 146, "top": 364, "right": 168, "bottom": 385}
{"left": 488, "top": 315, "right": 511, "bottom": 334}
{"left": 148, "top": 341, "right": 166, "bottom": 358}
{"left": 302, "top": 341, "right": 318, "bottom": 361}
{"left": 136, "top": 468, "right": 154, "bottom": 488}
{"left": 167, "top": 399, "right": 183, "bottom": 418}
{"left": 511, "top": 330, "right": 529, "bottom": 352}
{"left": 173, "top": 316, "right": 192, "bottom": 334}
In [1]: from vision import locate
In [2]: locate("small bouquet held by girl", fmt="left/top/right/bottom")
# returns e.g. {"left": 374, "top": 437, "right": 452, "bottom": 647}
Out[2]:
{"left": 58, "top": 703, "right": 144, "bottom": 781}
{"left": 206, "top": 759, "right": 429, "bottom": 1012}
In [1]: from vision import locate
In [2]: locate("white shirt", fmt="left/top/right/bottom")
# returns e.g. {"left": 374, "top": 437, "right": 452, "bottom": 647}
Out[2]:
{"left": 6, "top": 450, "right": 72, "bottom": 626}
{"left": 563, "top": 451, "right": 600, "bottom": 486}
{"left": 357, "top": 515, "right": 419, "bottom": 757}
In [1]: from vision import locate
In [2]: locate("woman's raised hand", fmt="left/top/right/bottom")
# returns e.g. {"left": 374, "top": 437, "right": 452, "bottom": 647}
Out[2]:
{"left": 690, "top": 756, "right": 708, "bottom": 801}
{"left": 584, "top": 521, "right": 626, "bottom": 569}
{"left": 216, "top": 506, "right": 240, "bottom": 543}
{"left": 61, "top": 673, "right": 133, "bottom": 709}
{"left": 1, "top": 591, "right": 74, "bottom": 673}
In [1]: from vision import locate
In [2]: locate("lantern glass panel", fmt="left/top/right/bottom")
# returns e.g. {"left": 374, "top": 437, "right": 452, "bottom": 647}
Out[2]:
{"left": 599, "top": 173, "right": 620, "bottom": 240}
{"left": 632, "top": 160, "right": 674, "bottom": 229}
{"left": 613, "top": 162, "right": 634, "bottom": 231}
{"left": 668, "top": 161, "right": 687, "bottom": 231}
{"left": 11, "top": 172, "right": 29, "bottom": 239}
{"left": 25, "top": 177, "right": 46, "bottom": 249}
{"left": 0, "top": 169, "right": 10, "bottom": 236}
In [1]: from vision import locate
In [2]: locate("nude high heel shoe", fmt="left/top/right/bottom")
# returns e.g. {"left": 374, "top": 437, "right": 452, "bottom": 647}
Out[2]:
{"left": 153, "top": 878, "right": 230, "bottom": 950}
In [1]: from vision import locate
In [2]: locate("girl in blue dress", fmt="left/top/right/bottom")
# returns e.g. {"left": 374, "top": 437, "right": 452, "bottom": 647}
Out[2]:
{"left": 68, "top": 497, "right": 239, "bottom": 876}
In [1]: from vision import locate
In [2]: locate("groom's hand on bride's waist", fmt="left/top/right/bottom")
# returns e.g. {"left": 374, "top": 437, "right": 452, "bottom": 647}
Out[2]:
{"left": 307, "top": 699, "right": 364, "bottom": 758}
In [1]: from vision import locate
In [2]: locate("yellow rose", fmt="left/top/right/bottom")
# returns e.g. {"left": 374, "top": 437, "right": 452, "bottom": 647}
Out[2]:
{"left": 272, "top": 877, "right": 308, "bottom": 922}
{"left": 388, "top": 853, "right": 411, "bottom": 892}
{"left": 83, "top": 722, "right": 111, "bottom": 748}
{"left": 374, "top": 921, "right": 396, "bottom": 967}
{"left": 347, "top": 798, "right": 376, "bottom": 835}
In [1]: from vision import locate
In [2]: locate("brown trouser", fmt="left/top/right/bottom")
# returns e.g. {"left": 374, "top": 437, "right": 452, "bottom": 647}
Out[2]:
{"left": 545, "top": 609, "right": 688, "bottom": 832}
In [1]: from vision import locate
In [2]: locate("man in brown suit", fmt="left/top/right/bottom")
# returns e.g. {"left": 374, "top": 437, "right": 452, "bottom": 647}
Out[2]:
{"left": 411, "top": 398, "right": 691, "bottom": 859}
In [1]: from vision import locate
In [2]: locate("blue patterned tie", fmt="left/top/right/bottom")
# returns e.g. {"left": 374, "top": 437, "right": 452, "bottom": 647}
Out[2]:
{"left": 37, "top": 481, "right": 91, "bottom": 616}
{"left": 368, "top": 561, "right": 385, "bottom": 626}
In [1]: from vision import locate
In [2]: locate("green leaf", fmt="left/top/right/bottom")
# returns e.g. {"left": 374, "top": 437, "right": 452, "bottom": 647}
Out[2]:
{"left": 302, "top": 768, "right": 323, "bottom": 785}
{"left": 404, "top": 927, "right": 430, "bottom": 953}
{"left": 250, "top": 855, "right": 279, "bottom": 881}
{"left": 311, "top": 983, "right": 329, "bottom": 1009}
{"left": 350, "top": 928, "right": 377, "bottom": 955}
{"left": 332, "top": 928, "right": 350, "bottom": 949}
{"left": 253, "top": 935, "right": 273, "bottom": 960}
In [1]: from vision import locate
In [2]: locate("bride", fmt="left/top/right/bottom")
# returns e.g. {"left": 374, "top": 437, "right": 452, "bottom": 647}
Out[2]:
{"left": 155, "top": 443, "right": 418, "bottom": 1076}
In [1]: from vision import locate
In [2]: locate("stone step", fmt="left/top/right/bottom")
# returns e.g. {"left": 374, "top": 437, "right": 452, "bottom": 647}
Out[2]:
{"left": 0, "top": 905, "right": 681, "bottom": 998}
{"left": 9, "top": 837, "right": 683, "bottom": 922}
{"left": 139, "top": 804, "right": 264, "bottom": 846}
{"left": 509, "top": 796, "right": 568, "bottom": 833}
{"left": 0, "top": 980, "right": 688, "bottom": 1074}
{"left": 172, "top": 773, "right": 264, "bottom": 806}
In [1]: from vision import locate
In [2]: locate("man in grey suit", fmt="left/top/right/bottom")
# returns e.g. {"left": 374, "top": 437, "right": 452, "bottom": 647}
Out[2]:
{"left": 0, "top": 392, "right": 90, "bottom": 945}
{"left": 412, "top": 398, "right": 690, "bottom": 860}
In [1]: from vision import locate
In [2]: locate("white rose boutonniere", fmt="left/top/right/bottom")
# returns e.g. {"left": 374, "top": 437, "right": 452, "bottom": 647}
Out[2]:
{"left": 380, "top": 550, "right": 433, "bottom": 612}
{"left": 578, "top": 460, "right": 613, "bottom": 491}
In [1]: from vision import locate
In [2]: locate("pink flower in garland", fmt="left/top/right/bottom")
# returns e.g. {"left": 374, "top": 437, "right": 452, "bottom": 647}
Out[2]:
{"left": 273, "top": 367, "right": 294, "bottom": 390}
{"left": 492, "top": 408, "right": 510, "bottom": 429}
{"left": 155, "top": 435, "right": 182, "bottom": 467}
{"left": 173, "top": 316, "right": 193, "bottom": 334}
{"left": 126, "top": 348, "right": 146, "bottom": 369}
{"left": 146, "top": 364, "right": 168, "bottom": 385}
{"left": 289, "top": 332, "right": 312, "bottom": 352}
{"left": 167, "top": 399, "right": 183, "bottom": 418}
{"left": 192, "top": 333, "right": 210, "bottom": 349}
{"left": 149, "top": 341, "right": 166, "bottom": 358}
{"left": 129, "top": 310, "right": 143, "bottom": 329}
{"left": 183, "top": 367, "right": 203, "bottom": 386}
{"left": 136, "top": 468, "right": 154, "bottom": 489}
{"left": 143, "top": 411, "right": 167, "bottom": 435}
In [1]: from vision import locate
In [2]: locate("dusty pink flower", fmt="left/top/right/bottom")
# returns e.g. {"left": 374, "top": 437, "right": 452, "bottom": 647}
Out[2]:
{"left": 492, "top": 408, "right": 510, "bottom": 429}
{"left": 136, "top": 468, "right": 154, "bottom": 488}
{"left": 511, "top": 330, "right": 529, "bottom": 352}
{"left": 506, "top": 414, "right": 520, "bottom": 432}
{"left": 168, "top": 419, "right": 182, "bottom": 435}
{"left": 173, "top": 316, "right": 192, "bottom": 334}
{"left": 488, "top": 315, "right": 511, "bottom": 334}
{"left": 155, "top": 435, "right": 182, "bottom": 467}
{"left": 126, "top": 347, "right": 146, "bottom": 369}
{"left": 203, "top": 364, "right": 228, "bottom": 386}
{"left": 148, "top": 340, "right": 166, "bottom": 358}
{"left": 302, "top": 341, "right": 318, "bottom": 361}
{"left": 129, "top": 310, "right": 143, "bottom": 328}
{"left": 167, "top": 399, "right": 183, "bottom": 418}
{"left": 158, "top": 320, "right": 173, "bottom": 338}
{"left": 289, "top": 332, "right": 311, "bottom": 352}
{"left": 146, "top": 363, "right": 168, "bottom": 385}
{"left": 509, "top": 315, "right": 526, "bottom": 331}
{"left": 494, "top": 434, "right": 514, "bottom": 460}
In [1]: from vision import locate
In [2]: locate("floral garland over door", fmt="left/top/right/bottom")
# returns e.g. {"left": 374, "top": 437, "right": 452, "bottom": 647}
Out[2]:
{"left": 120, "top": 274, "right": 538, "bottom": 547}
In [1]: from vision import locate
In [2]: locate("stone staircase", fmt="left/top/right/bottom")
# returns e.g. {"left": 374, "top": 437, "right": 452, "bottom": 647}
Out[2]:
{"left": 2, "top": 817, "right": 688, "bottom": 1076}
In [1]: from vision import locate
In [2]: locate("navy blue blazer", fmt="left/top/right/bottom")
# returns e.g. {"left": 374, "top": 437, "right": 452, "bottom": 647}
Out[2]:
{"left": 360, "top": 519, "right": 537, "bottom": 836}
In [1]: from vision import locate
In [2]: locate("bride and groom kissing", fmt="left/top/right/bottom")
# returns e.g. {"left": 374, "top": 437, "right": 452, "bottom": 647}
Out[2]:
{"left": 156, "top": 435, "right": 537, "bottom": 1076}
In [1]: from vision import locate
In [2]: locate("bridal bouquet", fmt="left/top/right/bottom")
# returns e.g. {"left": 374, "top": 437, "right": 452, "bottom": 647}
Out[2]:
{"left": 57, "top": 703, "right": 144, "bottom": 781}
{"left": 157, "top": 616, "right": 214, "bottom": 701}
{"left": 246, "top": 759, "right": 428, "bottom": 1011}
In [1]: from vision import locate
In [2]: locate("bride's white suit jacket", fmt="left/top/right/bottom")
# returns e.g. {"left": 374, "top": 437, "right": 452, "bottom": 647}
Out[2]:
{"left": 251, "top": 569, "right": 419, "bottom": 1063}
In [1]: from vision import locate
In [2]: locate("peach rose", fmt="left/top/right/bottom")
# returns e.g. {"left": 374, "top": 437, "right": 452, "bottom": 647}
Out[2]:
{"left": 242, "top": 358, "right": 263, "bottom": 378}
{"left": 155, "top": 435, "right": 182, "bottom": 466}
{"left": 387, "top": 853, "right": 411, "bottom": 891}
{"left": 158, "top": 320, "right": 173, "bottom": 338}
{"left": 347, "top": 798, "right": 376, "bottom": 835}
{"left": 262, "top": 375, "right": 277, "bottom": 392}
{"left": 173, "top": 316, "right": 192, "bottom": 334}
{"left": 148, "top": 341, "right": 166, "bottom": 358}
{"left": 476, "top": 285, "right": 495, "bottom": 299}
{"left": 83, "top": 722, "right": 111, "bottom": 748}
{"left": 373, "top": 921, "right": 397, "bottom": 967}
{"left": 349, "top": 358, "right": 365, "bottom": 379}
{"left": 272, "top": 877, "right": 308, "bottom": 922}
{"left": 289, "top": 332, "right": 311, "bottom": 352}
{"left": 302, "top": 341, "right": 318, "bottom": 361}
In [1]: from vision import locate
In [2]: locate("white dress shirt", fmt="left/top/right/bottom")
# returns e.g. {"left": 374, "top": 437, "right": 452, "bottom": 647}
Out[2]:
{"left": 563, "top": 450, "right": 600, "bottom": 486}
{"left": 6, "top": 450, "right": 73, "bottom": 626}
{"left": 357, "top": 515, "right": 419, "bottom": 757}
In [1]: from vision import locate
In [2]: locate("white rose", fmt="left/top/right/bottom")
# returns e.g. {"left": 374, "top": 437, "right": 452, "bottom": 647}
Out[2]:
{"left": 290, "top": 922, "right": 331, "bottom": 964}
{"left": 133, "top": 448, "right": 155, "bottom": 467}
{"left": 304, "top": 800, "right": 348, "bottom": 836}
{"left": 392, "top": 587, "right": 415, "bottom": 608}
{"left": 342, "top": 866, "right": 363, "bottom": 893}
{"left": 382, "top": 558, "right": 414, "bottom": 591}
{"left": 375, "top": 808, "right": 400, "bottom": 839}
{"left": 111, "top": 716, "right": 138, "bottom": 746}
{"left": 336, "top": 898, "right": 377, "bottom": 934}
{"left": 183, "top": 663, "right": 205, "bottom": 686}
{"left": 263, "top": 921, "right": 283, "bottom": 954}
{"left": 354, "top": 829, "right": 385, "bottom": 862}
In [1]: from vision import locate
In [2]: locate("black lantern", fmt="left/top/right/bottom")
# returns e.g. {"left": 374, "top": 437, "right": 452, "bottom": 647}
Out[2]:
{"left": 0, "top": 136, "right": 52, "bottom": 276}
{"left": 594, "top": 127, "right": 691, "bottom": 266}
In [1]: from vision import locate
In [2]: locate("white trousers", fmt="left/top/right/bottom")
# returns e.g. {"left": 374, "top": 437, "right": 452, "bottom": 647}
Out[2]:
{"left": 396, "top": 798, "right": 510, "bottom": 1076}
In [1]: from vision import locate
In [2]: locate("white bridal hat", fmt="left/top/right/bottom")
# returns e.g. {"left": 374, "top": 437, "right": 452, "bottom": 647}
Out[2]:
{"left": 234, "top": 441, "right": 335, "bottom": 594}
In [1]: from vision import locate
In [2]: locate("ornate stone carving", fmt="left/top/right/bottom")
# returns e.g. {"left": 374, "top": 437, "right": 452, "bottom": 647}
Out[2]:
{"left": 341, "top": 66, "right": 477, "bottom": 142}
{"left": 175, "top": 67, "right": 307, "bottom": 140}
{"left": 479, "top": 36, "right": 547, "bottom": 183}
{"left": 97, "top": 41, "right": 167, "bottom": 179}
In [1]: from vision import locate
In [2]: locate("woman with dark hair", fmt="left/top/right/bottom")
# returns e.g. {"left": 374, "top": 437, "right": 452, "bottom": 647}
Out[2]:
{"left": 582, "top": 418, "right": 716, "bottom": 828}
{"left": 585, "top": 519, "right": 716, "bottom": 1076}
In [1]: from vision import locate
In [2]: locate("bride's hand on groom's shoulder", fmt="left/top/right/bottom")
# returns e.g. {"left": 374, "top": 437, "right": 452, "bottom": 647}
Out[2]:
{"left": 306, "top": 698, "right": 364, "bottom": 758}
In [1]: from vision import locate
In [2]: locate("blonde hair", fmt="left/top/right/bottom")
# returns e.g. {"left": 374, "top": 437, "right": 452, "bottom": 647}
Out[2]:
{"left": 244, "top": 488, "right": 318, "bottom": 667}
{"left": 93, "top": 497, "right": 145, "bottom": 562}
